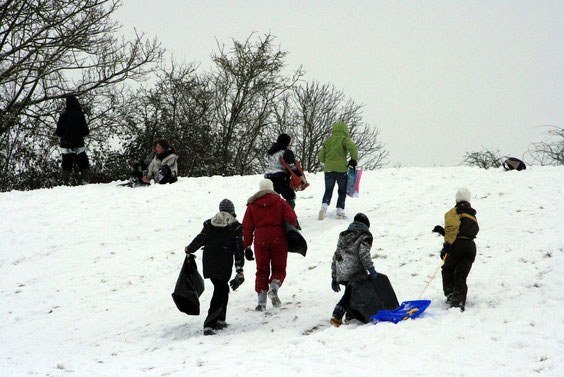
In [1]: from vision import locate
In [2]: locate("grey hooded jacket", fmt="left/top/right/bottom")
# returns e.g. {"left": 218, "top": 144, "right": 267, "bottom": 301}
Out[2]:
{"left": 331, "top": 222, "right": 374, "bottom": 283}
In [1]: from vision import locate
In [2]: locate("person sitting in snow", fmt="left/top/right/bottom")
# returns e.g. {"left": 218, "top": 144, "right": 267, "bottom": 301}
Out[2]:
{"left": 439, "top": 187, "right": 479, "bottom": 311}
{"left": 242, "top": 179, "right": 297, "bottom": 311}
{"left": 142, "top": 139, "right": 178, "bottom": 184}
{"left": 185, "top": 199, "right": 245, "bottom": 336}
{"left": 330, "top": 213, "right": 377, "bottom": 327}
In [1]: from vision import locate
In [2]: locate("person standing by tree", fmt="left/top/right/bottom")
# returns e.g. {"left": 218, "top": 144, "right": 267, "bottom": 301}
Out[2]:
{"left": 242, "top": 179, "right": 297, "bottom": 311}
{"left": 318, "top": 122, "right": 358, "bottom": 220}
{"left": 55, "top": 95, "right": 90, "bottom": 185}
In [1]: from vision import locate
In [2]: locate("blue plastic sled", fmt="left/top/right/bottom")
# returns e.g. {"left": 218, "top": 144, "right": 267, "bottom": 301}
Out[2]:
{"left": 370, "top": 300, "right": 431, "bottom": 324}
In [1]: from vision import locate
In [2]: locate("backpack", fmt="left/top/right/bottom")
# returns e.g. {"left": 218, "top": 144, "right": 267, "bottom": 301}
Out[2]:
{"left": 503, "top": 157, "right": 526, "bottom": 171}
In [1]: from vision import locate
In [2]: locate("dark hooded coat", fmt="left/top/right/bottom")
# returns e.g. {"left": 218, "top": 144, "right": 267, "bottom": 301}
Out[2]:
{"left": 55, "top": 96, "right": 89, "bottom": 148}
{"left": 186, "top": 212, "right": 245, "bottom": 281}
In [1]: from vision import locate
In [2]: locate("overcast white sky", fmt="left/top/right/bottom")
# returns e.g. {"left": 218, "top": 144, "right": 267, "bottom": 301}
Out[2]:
{"left": 116, "top": 0, "right": 564, "bottom": 167}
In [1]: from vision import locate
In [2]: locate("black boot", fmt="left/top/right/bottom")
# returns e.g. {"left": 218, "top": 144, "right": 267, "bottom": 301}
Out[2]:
{"left": 332, "top": 304, "right": 346, "bottom": 320}
{"left": 80, "top": 169, "right": 89, "bottom": 184}
{"left": 62, "top": 170, "right": 71, "bottom": 186}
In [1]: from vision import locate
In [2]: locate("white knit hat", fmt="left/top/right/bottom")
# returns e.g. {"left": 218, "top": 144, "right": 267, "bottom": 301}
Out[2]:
{"left": 456, "top": 187, "right": 471, "bottom": 203}
{"left": 259, "top": 178, "right": 274, "bottom": 192}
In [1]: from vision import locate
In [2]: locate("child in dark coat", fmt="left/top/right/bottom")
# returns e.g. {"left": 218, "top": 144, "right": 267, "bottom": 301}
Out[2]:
{"left": 330, "top": 213, "right": 377, "bottom": 327}
{"left": 185, "top": 199, "right": 245, "bottom": 335}
{"left": 440, "top": 188, "right": 479, "bottom": 311}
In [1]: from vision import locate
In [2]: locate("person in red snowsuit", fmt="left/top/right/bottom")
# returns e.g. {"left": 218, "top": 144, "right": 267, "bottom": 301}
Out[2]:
{"left": 243, "top": 179, "right": 297, "bottom": 311}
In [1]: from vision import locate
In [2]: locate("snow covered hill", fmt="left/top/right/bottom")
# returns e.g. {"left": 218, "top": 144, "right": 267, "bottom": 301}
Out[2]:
{"left": 1, "top": 166, "right": 563, "bottom": 377}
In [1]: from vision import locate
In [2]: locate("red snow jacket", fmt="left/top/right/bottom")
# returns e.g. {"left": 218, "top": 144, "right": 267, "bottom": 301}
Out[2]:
{"left": 242, "top": 191, "right": 297, "bottom": 248}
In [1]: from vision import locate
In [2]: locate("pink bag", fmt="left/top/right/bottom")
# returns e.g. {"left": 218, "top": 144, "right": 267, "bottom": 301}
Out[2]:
{"left": 346, "top": 168, "right": 362, "bottom": 198}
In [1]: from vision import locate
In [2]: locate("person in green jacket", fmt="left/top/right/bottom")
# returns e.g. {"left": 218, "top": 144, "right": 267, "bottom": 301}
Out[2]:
{"left": 318, "top": 122, "right": 358, "bottom": 220}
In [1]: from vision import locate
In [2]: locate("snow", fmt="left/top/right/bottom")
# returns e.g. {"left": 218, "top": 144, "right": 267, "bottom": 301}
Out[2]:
{"left": 1, "top": 166, "right": 563, "bottom": 376}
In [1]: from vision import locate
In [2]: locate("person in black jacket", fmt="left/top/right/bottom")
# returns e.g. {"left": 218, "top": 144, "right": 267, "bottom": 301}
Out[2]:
{"left": 185, "top": 199, "right": 245, "bottom": 335}
{"left": 55, "top": 95, "right": 90, "bottom": 185}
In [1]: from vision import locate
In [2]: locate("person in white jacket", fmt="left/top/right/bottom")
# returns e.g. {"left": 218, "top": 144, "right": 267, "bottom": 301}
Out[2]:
{"left": 142, "top": 139, "right": 179, "bottom": 184}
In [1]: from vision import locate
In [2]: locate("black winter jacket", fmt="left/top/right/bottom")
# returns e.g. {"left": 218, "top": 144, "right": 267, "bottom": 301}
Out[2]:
{"left": 186, "top": 212, "right": 245, "bottom": 281}
{"left": 55, "top": 96, "right": 89, "bottom": 148}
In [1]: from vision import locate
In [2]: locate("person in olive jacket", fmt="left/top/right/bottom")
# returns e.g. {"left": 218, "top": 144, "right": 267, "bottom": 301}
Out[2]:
{"left": 318, "top": 122, "right": 358, "bottom": 220}
{"left": 440, "top": 188, "right": 479, "bottom": 312}
{"left": 185, "top": 199, "right": 245, "bottom": 335}
{"left": 55, "top": 95, "right": 90, "bottom": 185}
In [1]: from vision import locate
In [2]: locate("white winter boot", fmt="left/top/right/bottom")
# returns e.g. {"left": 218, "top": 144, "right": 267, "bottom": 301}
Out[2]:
{"left": 318, "top": 203, "right": 328, "bottom": 220}
{"left": 255, "top": 291, "right": 267, "bottom": 311}
{"left": 268, "top": 281, "right": 281, "bottom": 307}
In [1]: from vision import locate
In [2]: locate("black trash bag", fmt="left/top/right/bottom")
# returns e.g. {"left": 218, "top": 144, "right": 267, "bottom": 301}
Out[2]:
{"left": 283, "top": 222, "right": 307, "bottom": 257}
{"left": 348, "top": 273, "right": 400, "bottom": 323}
{"left": 171, "top": 254, "right": 205, "bottom": 315}
{"left": 503, "top": 157, "right": 526, "bottom": 171}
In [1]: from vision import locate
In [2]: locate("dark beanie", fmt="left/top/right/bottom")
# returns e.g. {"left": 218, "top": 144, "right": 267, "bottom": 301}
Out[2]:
{"left": 353, "top": 213, "right": 370, "bottom": 228}
{"left": 277, "top": 133, "right": 291, "bottom": 146}
{"left": 219, "top": 199, "right": 236, "bottom": 217}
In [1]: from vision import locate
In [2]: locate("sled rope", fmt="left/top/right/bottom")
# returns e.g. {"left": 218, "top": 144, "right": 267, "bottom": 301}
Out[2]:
{"left": 417, "top": 254, "right": 447, "bottom": 300}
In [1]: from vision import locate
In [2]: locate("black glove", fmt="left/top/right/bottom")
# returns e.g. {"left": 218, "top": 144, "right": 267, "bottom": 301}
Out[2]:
{"left": 348, "top": 159, "right": 357, "bottom": 168}
{"left": 440, "top": 243, "right": 451, "bottom": 259}
{"left": 331, "top": 279, "right": 340, "bottom": 292}
{"left": 432, "top": 225, "right": 445, "bottom": 236}
{"left": 245, "top": 247, "right": 254, "bottom": 261}
{"left": 229, "top": 272, "right": 245, "bottom": 291}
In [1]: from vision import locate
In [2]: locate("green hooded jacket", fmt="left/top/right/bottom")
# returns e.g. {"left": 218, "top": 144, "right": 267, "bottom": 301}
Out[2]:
{"left": 318, "top": 122, "right": 358, "bottom": 173}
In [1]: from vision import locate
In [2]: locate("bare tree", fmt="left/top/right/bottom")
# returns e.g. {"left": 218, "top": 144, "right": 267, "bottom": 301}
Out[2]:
{"left": 274, "top": 80, "right": 388, "bottom": 172}
{"left": 528, "top": 126, "right": 564, "bottom": 166}
{"left": 0, "top": 0, "right": 163, "bottom": 189}
{"left": 462, "top": 148, "right": 506, "bottom": 169}
{"left": 119, "top": 62, "right": 219, "bottom": 177}
{"left": 208, "top": 33, "right": 303, "bottom": 175}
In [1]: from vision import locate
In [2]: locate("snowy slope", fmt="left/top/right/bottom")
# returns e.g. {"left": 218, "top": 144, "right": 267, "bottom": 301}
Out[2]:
{"left": 1, "top": 167, "right": 563, "bottom": 377}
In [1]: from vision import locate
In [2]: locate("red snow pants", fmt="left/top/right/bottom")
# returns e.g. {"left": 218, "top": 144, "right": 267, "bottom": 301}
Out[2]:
{"left": 254, "top": 225, "right": 288, "bottom": 293}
